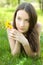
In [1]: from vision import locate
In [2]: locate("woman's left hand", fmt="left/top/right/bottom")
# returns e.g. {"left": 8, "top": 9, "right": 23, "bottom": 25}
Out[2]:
{"left": 10, "top": 29, "right": 27, "bottom": 44}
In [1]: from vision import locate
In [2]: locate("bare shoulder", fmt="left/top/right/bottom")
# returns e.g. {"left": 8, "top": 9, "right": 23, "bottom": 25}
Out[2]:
{"left": 35, "top": 22, "right": 42, "bottom": 34}
{"left": 36, "top": 22, "right": 41, "bottom": 28}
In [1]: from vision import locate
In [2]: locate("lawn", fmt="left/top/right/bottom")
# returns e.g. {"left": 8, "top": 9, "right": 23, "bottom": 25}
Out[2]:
{"left": 0, "top": 7, "right": 43, "bottom": 65}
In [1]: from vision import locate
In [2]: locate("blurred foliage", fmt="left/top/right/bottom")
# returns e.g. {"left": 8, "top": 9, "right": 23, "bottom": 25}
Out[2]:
{"left": 0, "top": 0, "right": 43, "bottom": 11}
{"left": 0, "top": 0, "right": 38, "bottom": 7}
{"left": 0, "top": 0, "right": 18, "bottom": 7}
{"left": 0, "top": 21, "right": 43, "bottom": 65}
{"left": 0, "top": 0, "right": 43, "bottom": 65}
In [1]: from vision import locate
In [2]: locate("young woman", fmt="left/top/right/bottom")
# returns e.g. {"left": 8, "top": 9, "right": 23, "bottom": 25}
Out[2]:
{"left": 7, "top": 2, "right": 41, "bottom": 57}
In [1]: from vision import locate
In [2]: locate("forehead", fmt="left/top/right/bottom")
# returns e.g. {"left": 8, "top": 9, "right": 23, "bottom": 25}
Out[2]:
{"left": 16, "top": 10, "right": 29, "bottom": 19}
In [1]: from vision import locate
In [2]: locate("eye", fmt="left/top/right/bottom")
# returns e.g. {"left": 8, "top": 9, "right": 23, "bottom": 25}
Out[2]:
{"left": 17, "top": 17, "right": 21, "bottom": 20}
{"left": 25, "top": 19, "right": 29, "bottom": 22}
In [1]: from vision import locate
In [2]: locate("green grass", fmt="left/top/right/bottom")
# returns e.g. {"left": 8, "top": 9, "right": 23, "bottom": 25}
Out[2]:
{"left": 0, "top": 26, "right": 43, "bottom": 65}
{"left": 0, "top": 7, "right": 43, "bottom": 65}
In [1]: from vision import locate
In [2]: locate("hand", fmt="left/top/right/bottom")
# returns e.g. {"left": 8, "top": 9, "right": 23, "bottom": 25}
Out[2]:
{"left": 8, "top": 29, "right": 27, "bottom": 44}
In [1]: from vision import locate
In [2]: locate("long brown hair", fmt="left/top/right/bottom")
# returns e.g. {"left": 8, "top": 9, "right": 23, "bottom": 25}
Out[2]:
{"left": 13, "top": 3, "right": 39, "bottom": 52}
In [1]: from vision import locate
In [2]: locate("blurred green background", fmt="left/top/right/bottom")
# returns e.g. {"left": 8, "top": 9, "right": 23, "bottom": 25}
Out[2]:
{"left": 0, "top": 0, "right": 43, "bottom": 65}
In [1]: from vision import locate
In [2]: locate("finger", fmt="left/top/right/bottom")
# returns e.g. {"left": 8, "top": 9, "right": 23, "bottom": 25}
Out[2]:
{"left": 8, "top": 29, "right": 20, "bottom": 37}
{"left": 9, "top": 29, "right": 17, "bottom": 34}
{"left": 9, "top": 33, "right": 18, "bottom": 39}
{"left": 9, "top": 36, "right": 18, "bottom": 41}
{"left": 13, "top": 29, "right": 19, "bottom": 33}
{"left": 8, "top": 33, "right": 15, "bottom": 37}
{"left": 9, "top": 33, "right": 19, "bottom": 40}
{"left": 11, "top": 28, "right": 17, "bottom": 32}
{"left": 8, "top": 35, "right": 16, "bottom": 40}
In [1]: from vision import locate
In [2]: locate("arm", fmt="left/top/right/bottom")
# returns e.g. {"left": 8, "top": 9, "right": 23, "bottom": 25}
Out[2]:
{"left": 9, "top": 29, "right": 40, "bottom": 57}
{"left": 34, "top": 23, "right": 41, "bottom": 56}
{"left": 7, "top": 29, "right": 21, "bottom": 56}
{"left": 20, "top": 37, "right": 39, "bottom": 57}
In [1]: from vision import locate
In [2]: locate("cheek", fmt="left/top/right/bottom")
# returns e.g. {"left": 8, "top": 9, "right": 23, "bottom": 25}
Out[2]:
{"left": 26, "top": 23, "right": 29, "bottom": 28}
{"left": 25, "top": 23, "right": 29, "bottom": 30}
{"left": 16, "top": 19, "right": 20, "bottom": 28}
{"left": 16, "top": 22, "right": 19, "bottom": 28}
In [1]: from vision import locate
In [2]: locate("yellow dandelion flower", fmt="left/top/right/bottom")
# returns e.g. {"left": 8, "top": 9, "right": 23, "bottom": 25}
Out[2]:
{"left": 5, "top": 21, "right": 13, "bottom": 29}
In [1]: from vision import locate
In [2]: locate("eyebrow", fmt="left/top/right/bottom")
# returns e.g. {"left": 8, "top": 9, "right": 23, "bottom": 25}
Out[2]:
{"left": 17, "top": 16, "right": 29, "bottom": 19}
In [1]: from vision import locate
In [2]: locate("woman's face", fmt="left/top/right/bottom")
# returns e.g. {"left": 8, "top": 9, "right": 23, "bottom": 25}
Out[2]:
{"left": 15, "top": 10, "right": 30, "bottom": 33}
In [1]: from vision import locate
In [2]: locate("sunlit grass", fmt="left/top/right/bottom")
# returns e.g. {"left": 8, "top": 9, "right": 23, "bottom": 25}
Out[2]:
{"left": 0, "top": 7, "right": 43, "bottom": 65}
{"left": 0, "top": 25, "right": 43, "bottom": 65}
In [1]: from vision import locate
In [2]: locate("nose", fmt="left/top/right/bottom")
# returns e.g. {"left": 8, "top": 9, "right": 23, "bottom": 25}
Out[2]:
{"left": 20, "top": 21, "right": 24, "bottom": 27}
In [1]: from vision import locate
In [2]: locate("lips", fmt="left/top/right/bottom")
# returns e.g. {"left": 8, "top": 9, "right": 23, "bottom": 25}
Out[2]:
{"left": 19, "top": 28, "right": 24, "bottom": 30}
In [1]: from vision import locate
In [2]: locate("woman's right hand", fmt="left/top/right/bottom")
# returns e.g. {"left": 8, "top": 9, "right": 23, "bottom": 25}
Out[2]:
{"left": 7, "top": 28, "right": 15, "bottom": 40}
{"left": 7, "top": 28, "right": 21, "bottom": 56}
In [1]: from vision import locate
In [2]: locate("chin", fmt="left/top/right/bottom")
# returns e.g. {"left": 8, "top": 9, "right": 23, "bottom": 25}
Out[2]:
{"left": 19, "top": 30, "right": 27, "bottom": 33}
